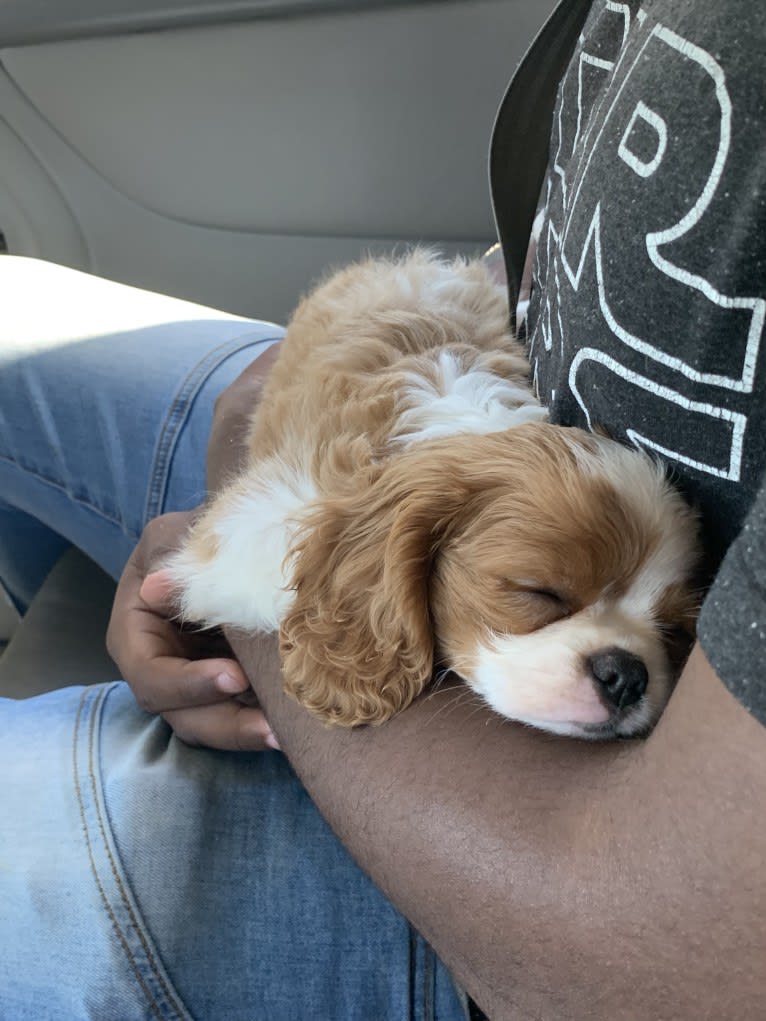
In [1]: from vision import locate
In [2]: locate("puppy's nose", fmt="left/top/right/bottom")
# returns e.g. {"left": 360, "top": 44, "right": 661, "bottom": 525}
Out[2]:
{"left": 588, "top": 648, "right": 648, "bottom": 710}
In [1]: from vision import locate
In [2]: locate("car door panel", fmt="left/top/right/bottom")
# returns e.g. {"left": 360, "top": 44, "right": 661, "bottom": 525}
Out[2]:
{"left": 0, "top": 0, "right": 556, "bottom": 321}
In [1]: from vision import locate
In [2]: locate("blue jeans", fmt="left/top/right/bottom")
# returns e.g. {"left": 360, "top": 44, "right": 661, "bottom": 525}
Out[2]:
{"left": 0, "top": 262, "right": 467, "bottom": 1021}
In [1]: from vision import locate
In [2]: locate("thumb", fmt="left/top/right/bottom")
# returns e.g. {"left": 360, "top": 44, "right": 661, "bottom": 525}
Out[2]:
{"left": 140, "top": 568, "right": 179, "bottom": 612}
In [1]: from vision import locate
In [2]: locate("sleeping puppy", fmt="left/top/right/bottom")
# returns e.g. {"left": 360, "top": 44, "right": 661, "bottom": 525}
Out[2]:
{"left": 165, "top": 251, "right": 699, "bottom": 739}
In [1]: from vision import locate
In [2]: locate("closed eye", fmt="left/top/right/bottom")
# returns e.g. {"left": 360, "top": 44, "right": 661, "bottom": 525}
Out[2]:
{"left": 501, "top": 580, "right": 574, "bottom": 622}
{"left": 523, "top": 588, "right": 571, "bottom": 615}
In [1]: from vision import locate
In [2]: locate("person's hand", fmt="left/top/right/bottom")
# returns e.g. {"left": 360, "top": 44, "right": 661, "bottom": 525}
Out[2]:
{"left": 107, "top": 510, "right": 281, "bottom": 750}
{"left": 107, "top": 339, "right": 284, "bottom": 750}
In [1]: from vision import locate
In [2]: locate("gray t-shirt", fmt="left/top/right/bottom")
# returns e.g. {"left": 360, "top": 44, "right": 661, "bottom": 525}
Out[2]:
{"left": 496, "top": 0, "right": 766, "bottom": 723}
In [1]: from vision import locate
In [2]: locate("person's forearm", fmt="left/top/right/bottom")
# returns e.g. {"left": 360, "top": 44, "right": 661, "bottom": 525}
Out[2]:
{"left": 233, "top": 635, "right": 766, "bottom": 1020}
{"left": 233, "top": 634, "right": 627, "bottom": 1018}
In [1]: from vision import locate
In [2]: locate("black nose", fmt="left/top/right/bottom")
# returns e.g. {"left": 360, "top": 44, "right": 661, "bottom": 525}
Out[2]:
{"left": 588, "top": 649, "right": 648, "bottom": 710}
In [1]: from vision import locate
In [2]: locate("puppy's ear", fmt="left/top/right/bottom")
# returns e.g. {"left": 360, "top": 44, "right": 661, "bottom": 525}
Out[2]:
{"left": 280, "top": 453, "right": 464, "bottom": 726}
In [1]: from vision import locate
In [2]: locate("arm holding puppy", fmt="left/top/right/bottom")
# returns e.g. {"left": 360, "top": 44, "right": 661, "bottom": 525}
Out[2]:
{"left": 208, "top": 345, "right": 766, "bottom": 1017}
{"left": 230, "top": 613, "right": 766, "bottom": 1020}
{"left": 131, "top": 329, "right": 765, "bottom": 1017}
{"left": 155, "top": 271, "right": 765, "bottom": 1018}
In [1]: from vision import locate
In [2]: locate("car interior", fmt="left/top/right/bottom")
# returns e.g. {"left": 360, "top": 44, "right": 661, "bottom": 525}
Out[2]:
{"left": 0, "top": 0, "right": 557, "bottom": 697}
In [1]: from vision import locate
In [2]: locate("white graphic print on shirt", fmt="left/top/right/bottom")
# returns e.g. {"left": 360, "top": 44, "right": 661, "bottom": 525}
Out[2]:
{"left": 528, "top": 0, "right": 765, "bottom": 498}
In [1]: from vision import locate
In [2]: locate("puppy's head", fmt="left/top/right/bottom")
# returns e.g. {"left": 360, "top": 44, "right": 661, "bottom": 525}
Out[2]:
{"left": 430, "top": 426, "right": 699, "bottom": 738}
{"left": 281, "top": 424, "right": 699, "bottom": 736}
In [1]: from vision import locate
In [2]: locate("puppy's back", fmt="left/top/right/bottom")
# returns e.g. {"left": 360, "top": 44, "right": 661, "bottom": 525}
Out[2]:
{"left": 247, "top": 250, "right": 526, "bottom": 485}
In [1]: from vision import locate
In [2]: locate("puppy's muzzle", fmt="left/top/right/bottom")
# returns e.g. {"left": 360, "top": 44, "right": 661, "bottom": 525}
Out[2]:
{"left": 588, "top": 648, "right": 649, "bottom": 711}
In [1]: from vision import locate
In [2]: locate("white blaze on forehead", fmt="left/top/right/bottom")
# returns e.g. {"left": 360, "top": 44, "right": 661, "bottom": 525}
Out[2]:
{"left": 392, "top": 350, "right": 547, "bottom": 446}
{"left": 565, "top": 430, "right": 696, "bottom": 619}
{"left": 619, "top": 533, "right": 689, "bottom": 619}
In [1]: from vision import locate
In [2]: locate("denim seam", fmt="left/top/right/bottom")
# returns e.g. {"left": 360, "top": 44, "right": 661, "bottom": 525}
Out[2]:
{"left": 0, "top": 450, "right": 139, "bottom": 539}
{"left": 88, "top": 689, "right": 191, "bottom": 1019}
{"left": 72, "top": 688, "right": 165, "bottom": 1021}
{"left": 144, "top": 332, "right": 283, "bottom": 525}
{"left": 74, "top": 685, "right": 193, "bottom": 1021}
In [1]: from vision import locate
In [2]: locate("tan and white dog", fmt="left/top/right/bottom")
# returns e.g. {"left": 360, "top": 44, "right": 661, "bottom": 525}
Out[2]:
{"left": 166, "top": 251, "right": 699, "bottom": 738}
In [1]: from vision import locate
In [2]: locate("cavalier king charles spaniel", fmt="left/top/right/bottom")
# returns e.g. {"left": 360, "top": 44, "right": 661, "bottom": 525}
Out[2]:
{"left": 166, "top": 251, "right": 699, "bottom": 738}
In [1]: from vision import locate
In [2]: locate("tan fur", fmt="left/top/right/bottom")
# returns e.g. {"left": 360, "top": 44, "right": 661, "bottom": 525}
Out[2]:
{"left": 260, "top": 251, "right": 532, "bottom": 723}
{"left": 247, "top": 251, "right": 528, "bottom": 481}
{"left": 282, "top": 426, "right": 697, "bottom": 724}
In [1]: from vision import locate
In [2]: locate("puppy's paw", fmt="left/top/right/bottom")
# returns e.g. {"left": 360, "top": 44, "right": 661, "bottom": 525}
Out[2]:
{"left": 161, "top": 536, "right": 226, "bottom": 629}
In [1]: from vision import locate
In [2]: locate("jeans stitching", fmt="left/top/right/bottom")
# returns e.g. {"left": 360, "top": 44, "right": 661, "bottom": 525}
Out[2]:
{"left": 144, "top": 332, "right": 283, "bottom": 525}
{"left": 0, "top": 328, "right": 282, "bottom": 541}
{"left": 72, "top": 687, "right": 166, "bottom": 1021}
{"left": 88, "top": 688, "right": 191, "bottom": 1019}
{"left": 74, "top": 685, "right": 192, "bottom": 1020}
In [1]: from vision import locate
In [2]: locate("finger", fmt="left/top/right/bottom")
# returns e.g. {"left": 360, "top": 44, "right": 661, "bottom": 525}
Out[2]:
{"left": 111, "top": 579, "right": 251, "bottom": 712}
{"left": 138, "top": 570, "right": 253, "bottom": 707}
{"left": 111, "top": 547, "right": 250, "bottom": 712}
{"left": 107, "top": 512, "right": 194, "bottom": 664}
{"left": 163, "top": 702, "right": 281, "bottom": 752}
{"left": 129, "top": 647, "right": 251, "bottom": 714}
